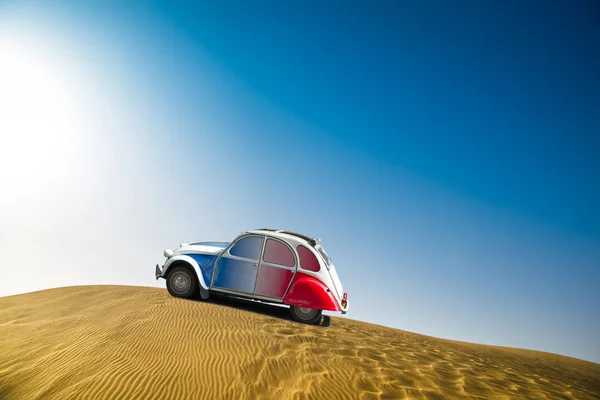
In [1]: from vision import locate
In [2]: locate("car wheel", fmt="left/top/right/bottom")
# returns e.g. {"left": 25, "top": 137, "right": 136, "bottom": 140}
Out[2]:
{"left": 290, "top": 306, "right": 322, "bottom": 324}
{"left": 166, "top": 266, "right": 198, "bottom": 299}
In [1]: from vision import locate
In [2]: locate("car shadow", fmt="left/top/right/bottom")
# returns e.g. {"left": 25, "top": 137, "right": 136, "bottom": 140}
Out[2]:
{"left": 191, "top": 293, "right": 332, "bottom": 327}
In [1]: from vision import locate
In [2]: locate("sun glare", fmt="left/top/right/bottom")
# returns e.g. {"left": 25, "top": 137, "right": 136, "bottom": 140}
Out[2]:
{"left": 0, "top": 29, "right": 84, "bottom": 203}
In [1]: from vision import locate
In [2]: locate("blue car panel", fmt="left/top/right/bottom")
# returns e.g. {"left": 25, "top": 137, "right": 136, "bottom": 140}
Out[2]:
{"left": 212, "top": 257, "right": 257, "bottom": 293}
{"left": 187, "top": 254, "right": 219, "bottom": 286}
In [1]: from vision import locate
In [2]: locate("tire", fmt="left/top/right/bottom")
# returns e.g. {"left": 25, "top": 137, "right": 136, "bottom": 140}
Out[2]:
{"left": 166, "top": 265, "right": 198, "bottom": 299}
{"left": 290, "top": 306, "right": 322, "bottom": 325}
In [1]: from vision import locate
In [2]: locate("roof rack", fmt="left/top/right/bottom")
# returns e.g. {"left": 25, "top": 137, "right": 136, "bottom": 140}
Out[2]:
{"left": 279, "top": 230, "right": 313, "bottom": 242}
{"left": 252, "top": 229, "right": 318, "bottom": 245}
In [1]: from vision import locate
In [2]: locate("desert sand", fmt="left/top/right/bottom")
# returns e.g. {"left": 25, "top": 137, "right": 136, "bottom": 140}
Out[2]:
{"left": 0, "top": 285, "right": 598, "bottom": 399}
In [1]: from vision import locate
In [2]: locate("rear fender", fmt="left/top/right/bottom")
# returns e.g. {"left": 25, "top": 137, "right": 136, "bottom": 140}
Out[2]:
{"left": 283, "top": 273, "right": 341, "bottom": 312}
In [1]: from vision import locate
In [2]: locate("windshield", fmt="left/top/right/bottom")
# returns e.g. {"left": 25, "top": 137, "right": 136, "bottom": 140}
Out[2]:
{"left": 190, "top": 241, "right": 229, "bottom": 248}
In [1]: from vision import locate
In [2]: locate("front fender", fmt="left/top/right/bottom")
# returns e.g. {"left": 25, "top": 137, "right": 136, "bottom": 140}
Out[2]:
{"left": 283, "top": 273, "right": 341, "bottom": 312}
{"left": 163, "top": 255, "right": 210, "bottom": 299}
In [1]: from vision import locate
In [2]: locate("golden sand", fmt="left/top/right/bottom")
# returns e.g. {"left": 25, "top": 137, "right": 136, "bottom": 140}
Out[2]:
{"left": 0, "top": 285, "right": 598, "bottom": 399}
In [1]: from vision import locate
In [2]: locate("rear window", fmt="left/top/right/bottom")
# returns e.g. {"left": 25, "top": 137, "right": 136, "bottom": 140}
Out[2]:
{"left": 316, "top": 246, "right": 331, "bottom": 266}
{"left": 297, "top": 245, "right": 320, "bottom": 272}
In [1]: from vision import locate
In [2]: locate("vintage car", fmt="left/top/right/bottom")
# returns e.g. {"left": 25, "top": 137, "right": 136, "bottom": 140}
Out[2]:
{"left": 154, "top": 228, "right": 349, "bottom": 324}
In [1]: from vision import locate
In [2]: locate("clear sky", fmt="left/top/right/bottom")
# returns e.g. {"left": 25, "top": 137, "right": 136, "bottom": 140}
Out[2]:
{"left": 0, "top": 1, "right": 598, "bottom": 363}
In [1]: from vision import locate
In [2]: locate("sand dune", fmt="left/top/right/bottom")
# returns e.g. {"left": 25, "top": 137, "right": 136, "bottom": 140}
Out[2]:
{"left": 0, "top": 286, "right": 598, "bottom": 399}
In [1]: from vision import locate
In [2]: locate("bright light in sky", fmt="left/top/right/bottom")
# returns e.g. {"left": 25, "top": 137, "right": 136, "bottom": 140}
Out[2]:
{"left": 0, "top": 28, "right": 84, "bottom": 205}
{"left": 0, "top": 1, "right": 597, "bottom": 365}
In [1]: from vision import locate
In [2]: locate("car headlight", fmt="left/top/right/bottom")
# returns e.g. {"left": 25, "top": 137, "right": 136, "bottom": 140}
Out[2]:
{"left": 164, "top": 248, "right": 174, "bottom": 258}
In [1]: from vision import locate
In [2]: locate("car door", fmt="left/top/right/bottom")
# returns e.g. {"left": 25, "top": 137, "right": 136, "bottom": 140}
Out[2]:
{"left": 211, "top": 235, "right": 264, "bottom": 294}
{"left": 254, "top": 237, "right": 297, "bottom": 299}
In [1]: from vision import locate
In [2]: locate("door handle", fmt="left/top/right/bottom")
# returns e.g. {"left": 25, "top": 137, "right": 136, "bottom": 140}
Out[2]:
{"left": 253, "top": 263, "right": 258, "bottom": 267}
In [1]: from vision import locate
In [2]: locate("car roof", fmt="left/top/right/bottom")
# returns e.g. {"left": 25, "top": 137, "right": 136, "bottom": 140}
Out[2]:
{"left": 247, "top": 228, "right": 313, "bottom": 243}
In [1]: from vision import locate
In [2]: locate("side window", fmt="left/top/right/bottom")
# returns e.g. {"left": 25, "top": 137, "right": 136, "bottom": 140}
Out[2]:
{"left": 297, "top": 245, "right": 320, "bottom": 272}
{"left": 229, "top": 236, "right": 263, "bottom": 260}
{"left": 263, "top": 239, "right": 295, "bottom": 267}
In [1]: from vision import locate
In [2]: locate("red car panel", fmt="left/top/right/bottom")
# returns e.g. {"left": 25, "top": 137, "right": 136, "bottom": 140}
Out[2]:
{"left": 254, "top": 264, "right": 295, "bottom": 298}
{"left": 283, "top": 272, "right": 341, "bottom": 311}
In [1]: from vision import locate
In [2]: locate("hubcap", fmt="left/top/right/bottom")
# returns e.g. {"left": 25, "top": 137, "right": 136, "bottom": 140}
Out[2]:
{"left": 296, "top": 307, "right": 317, "bottom": 318}
{"left": 171, "top": 272, "right": 191, "bottom": 294}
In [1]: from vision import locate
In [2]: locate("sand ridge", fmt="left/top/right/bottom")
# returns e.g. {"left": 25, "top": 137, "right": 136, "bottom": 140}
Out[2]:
{"left": 0, "top": 285, "right": 599, "bottom": 399}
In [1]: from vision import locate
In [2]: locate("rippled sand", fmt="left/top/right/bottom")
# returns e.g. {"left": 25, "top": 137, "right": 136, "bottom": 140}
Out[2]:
{"left": 0, "top": 285, "right": 598, "bottom": 399}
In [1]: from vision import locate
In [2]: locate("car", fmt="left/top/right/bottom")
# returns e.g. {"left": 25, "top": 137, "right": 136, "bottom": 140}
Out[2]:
{"left": 154, "top": 228, "right": 349, "bottom": 324}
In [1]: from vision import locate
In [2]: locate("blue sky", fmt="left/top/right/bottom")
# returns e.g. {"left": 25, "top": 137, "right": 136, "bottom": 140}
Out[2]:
{"left": 0, "top": 1, "right": 598, "bottom": 363}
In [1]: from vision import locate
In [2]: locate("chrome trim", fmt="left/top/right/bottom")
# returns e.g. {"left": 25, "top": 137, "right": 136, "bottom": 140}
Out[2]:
{"left": 253, "top": 293, "right": 284, "bottom": 303}
{"left": 251, "top": 235, "right": 268, "bottom": 295}
{"left": 261, "top": 237, "right": 297, "bottom": 269}
{"left": 259, "top": 261, "right": 295, "bottom": 271}
{"left": 254, "top": 236, "right": 298, "bottom": 298}
{"left": 210, "top": 233, "right": 301, "bottom": 301}
{"left": 210, "top": 287, "right": 248, "bottom": 296}
{"left": 223, "top": 253, "right": 259, "bottom": 263}
{"left": 315, "top": 245, "right": 331, "bottom": 269}
{"left": 223, "top": 234, "right": 264, "bottom": 260}
{"left": 210, "top": 287, "right": 284, "bottom": 303}
{"left": 210, "top": 234, "right": 264, "bottom": 290}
